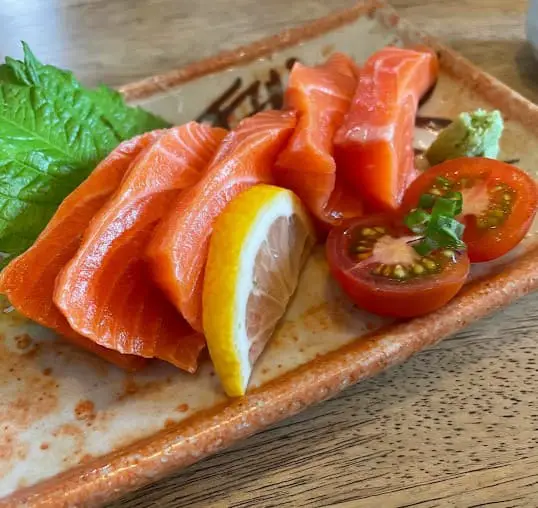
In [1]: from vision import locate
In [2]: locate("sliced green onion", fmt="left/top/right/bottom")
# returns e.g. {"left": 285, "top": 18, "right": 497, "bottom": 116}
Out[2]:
{"left": 430, "top": 216, "right": 466, "bottom": 248}
{"left": 435, "top": 176, "right": 452, "bottom": 187}
{"left": 418, "top": 193, "right": 436, "bottom": 209}
{"left": 405, "top": 190, "right": 466, "bottom": 256}
{"left": 404, "top": 208, "right": 431, "bottom": 234}
{"left": 444, "top": 191, "right": 463, "bottom": 215}
{"left": 413, "top": 237, "right": 440, "bottom": 256}
{"left": 431, "top": 196, "right": 461, "bottom": 220}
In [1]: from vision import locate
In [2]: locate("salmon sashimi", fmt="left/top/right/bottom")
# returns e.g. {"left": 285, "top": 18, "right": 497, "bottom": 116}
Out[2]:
{"left": 0, "top": 132, "right": 164, "bottom": 370}
{"left": 319, "top": 51, "right": 359, "bottom": 80}
{"left": 334, "top": 46, "right": 439, "bottom": 211}
{"left": 274, "top": 53, "right": 363, "bottom": 229}
{"left": 54, "top": 123, "right": 227, "bottom": 372}
{"left": 147, "top": 110, "right": 297, "bottom": 332}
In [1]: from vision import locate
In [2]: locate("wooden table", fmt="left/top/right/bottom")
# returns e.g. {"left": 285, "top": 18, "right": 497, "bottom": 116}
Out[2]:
{"left": 2, "top": 0, "right": 537, "bottom": 506}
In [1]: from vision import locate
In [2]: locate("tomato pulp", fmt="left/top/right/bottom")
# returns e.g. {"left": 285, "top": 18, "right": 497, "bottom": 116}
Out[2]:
{"left": 402, "top": 158, "right": 538, "bottom": 262}
{"left": 326, "top": 215, "right": 470, "bottom": 318}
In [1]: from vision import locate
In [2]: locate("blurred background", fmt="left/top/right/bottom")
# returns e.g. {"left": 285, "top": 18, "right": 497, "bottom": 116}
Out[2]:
{"left": 0, "top": 0, "right": 535, "bottom": 104}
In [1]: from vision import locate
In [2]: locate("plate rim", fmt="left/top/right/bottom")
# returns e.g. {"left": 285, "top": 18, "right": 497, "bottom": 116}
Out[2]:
{"left": 118, "top": 0, "right": 381, "bottom": 101}
{"left": 5, "top": 1, "right": 538, "bottom": 506}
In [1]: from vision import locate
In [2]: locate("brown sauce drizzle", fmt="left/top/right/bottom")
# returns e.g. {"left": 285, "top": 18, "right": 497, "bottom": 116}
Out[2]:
{"left": 196, "top": 57, "right": 298, "bottom": 129}
{"left": 414, "top": 116, "right": 453, "bottom": 131}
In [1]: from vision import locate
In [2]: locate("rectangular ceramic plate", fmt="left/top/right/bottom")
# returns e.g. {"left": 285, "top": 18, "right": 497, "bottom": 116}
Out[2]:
{"left": 4, "top": 1, "right": 538, "bottom": 506}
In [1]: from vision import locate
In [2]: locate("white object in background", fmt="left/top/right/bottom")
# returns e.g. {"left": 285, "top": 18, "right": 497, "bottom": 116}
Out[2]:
{"left": 528, "top": 0, "right": 538, "bottom": 57}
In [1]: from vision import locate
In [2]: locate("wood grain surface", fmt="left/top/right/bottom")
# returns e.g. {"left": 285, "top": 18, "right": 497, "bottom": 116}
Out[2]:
{"left": 2, "top": 0, "right": 538, "bottom": 506}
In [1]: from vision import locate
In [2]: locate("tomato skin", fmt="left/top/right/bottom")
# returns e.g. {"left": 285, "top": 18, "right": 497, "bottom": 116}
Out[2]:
{"left": 402, "top": 157, "right": 538, "bottom": 262}
{"left": 326, "top": 216, "right": 470, "bottom": 318}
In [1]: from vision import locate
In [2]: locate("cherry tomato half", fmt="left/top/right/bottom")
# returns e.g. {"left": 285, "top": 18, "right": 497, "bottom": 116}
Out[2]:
{"left": 402, "top": 158, "right": 538, "bottom": 262}
{"left": 326, "top": 215, "right": 470, "bottom": 318}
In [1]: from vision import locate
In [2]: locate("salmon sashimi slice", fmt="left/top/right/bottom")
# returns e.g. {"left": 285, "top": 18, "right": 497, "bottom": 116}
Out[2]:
{"left": 334, "top": 46, "right": 439, "bottom": 212}
{"left": 0, "top": 132, "right": 164, "bottom": 370}
{"left": 274, "top": 53, "right": 363, "bottom": 229}
{"left": 147, "top": 110, "right": 297, "bottom": 333}
{"left": 54, "top": 123, "right": 227, "bottom": 372}
{"left": 319, "top": 51, "right": 359, "bottom": 80}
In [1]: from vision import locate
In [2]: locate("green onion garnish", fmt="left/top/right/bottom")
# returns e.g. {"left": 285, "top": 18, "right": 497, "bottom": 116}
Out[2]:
{"left": 435, "top": 176, "right": 452, "bottom": 187}
{"left": 418, "top": 193, "right": 436, "bottom": 209}
{"left": 443, "top": 191, "right": 463, "bottom": 215}
{"left": 404, "top": 192, "right": 466, "bottom": 255}
{"left": 413, "top": 236, "right": 440, "bottom": 256}
{"left": 404, "top": 208, "right": 431, "bottom": 234}
{"left": 432, "top": 216, "right": 466, "bottom": 248}
{"left": 431, "top": 196, "right": 460, "bottom": 219}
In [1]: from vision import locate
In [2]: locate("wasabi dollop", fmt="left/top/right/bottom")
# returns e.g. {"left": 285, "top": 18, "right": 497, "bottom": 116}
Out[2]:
{"left": 425, "top": 109, "right": 504, "bottom": 166}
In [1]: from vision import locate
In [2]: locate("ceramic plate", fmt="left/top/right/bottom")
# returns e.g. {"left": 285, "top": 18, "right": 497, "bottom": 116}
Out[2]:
{"left": 3, "top": 1, "right": 538, "bottom": 506}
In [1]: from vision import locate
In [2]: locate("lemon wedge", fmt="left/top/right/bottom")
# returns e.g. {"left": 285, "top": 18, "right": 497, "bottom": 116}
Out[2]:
{"left": 203, "top": 184, "right": 315, "bottom": 397}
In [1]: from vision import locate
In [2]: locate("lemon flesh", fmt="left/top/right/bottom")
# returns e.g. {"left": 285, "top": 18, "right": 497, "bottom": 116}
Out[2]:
{"left": 203, "top": 184, "right": 314, "bottom": 397}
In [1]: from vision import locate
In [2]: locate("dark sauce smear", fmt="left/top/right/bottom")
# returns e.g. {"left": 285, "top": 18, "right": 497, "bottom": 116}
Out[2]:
{"left": 414, "top": 116, "right": 453, "bottom": 130}
{"left": 196, "top": 57, "right": 298, "bottom": 129}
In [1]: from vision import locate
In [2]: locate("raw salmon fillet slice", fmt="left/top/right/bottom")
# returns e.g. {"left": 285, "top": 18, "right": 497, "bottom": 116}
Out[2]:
{"left": 54, "top": 123, "right": 227, "bottom": 372}
{"left": 334, "top": 46, "right": 439, "bottom": 211}
{"left": 324, "top": 52, "right": 360, "bottom": 80}
{"left": 147, "top": 110, "right": 297, "bottom": 333}
{"left": 275, "top": 54, "right": 363, "bottom": 229}
{"left": 0, "top": 132, "right": 163, "bottom": 370}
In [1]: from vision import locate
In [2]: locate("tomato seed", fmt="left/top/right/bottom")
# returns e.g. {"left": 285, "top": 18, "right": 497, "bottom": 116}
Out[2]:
{"left": 381, "top": 265, "right": 392, "bottom": 277}
{"left": 422, "top": 258, "right": 437, "bottom": 270}
{"left": 361, "top": 227, "right": 377, "bottom": 236}
{"left": 393, "top": 265, "right": 407, "bottom": 279}
{"left": 412, "top": 263, "right": 425, "bottom": 275}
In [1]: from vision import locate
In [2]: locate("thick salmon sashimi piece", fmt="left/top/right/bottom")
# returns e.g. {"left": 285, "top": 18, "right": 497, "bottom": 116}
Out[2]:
{"left": 334, "top": 46, "right": 439, "bottom": 211}
{"left": 0, "top": 132, "right": 163, "bottom": 371}
{"left": 54, "top": 123, "right": 227, "bottom": 372}
{"left": 147, "top": 110, "right": 297, "bottom": 333}
{"left": 275, "top": 53, "right": 363, "bottom": 228}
